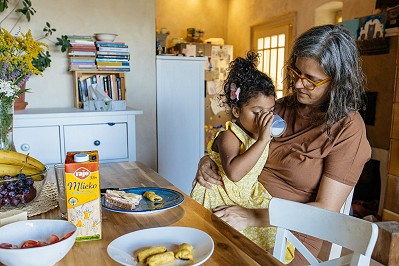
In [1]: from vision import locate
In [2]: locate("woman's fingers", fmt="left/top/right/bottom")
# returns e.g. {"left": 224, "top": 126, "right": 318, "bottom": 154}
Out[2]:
{"left": 194, "top": 156, "right": 223, "bottom": 189}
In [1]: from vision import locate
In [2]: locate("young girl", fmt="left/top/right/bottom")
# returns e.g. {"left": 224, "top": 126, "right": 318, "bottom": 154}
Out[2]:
{"left": 191, "top": 51, "right": 294, "bottom": 263}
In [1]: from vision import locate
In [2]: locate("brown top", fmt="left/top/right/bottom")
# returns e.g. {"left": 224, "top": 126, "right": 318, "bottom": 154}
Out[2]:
{"left": 259, "top": 100, "right": 371, "bottom": 203}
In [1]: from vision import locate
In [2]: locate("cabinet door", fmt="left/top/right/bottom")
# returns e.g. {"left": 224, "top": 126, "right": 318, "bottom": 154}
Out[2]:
{"left": 64, "top": 123, "right": 128, "bottom": 162}
{"left": 14, "top": 126, "right": 62, "bottom": 165}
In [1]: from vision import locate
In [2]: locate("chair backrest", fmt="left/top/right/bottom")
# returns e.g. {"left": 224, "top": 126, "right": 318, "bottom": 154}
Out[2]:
{"left": 269, "top": 197, "right": 379, "bottom": 266}
{"left": 328, "top": 188, "right": 355, "bottom": 260}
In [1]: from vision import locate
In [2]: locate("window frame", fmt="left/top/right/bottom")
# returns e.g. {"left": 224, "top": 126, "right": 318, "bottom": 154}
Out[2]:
{"left": 251, "top": 13, "right": 296, "bottom": 98}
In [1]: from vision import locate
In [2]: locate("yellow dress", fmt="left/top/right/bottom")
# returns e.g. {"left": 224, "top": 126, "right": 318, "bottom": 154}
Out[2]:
{"left": 191, "top": 121, "right": 294, "bottom": 264}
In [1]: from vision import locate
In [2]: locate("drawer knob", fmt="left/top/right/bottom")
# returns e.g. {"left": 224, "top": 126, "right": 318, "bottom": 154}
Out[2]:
{"left": 94, "top": 140, "right": 101, "bottom": 146}
{"left": 20, "top": 143, "right": 30, "bottom": 151}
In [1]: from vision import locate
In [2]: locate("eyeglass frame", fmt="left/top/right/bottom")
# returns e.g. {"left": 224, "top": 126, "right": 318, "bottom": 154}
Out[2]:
{"left": 287, "top": 66, "right": 331, "bottom": 91}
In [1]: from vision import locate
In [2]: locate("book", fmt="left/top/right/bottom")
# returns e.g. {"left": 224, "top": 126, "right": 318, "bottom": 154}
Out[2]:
{"left": 96, "top": 61, "right": 130, "bottom": 67}
{"left": 69, "top": 51, "right": 96, "bottom": 56}
{"left": 97, "top": 50, "right": 130, "bottom": 56}
{"left": 96, "top": 54, "right": 130, "bottom": 60}
{"left": 95, "top": 41, "right": 128, "bottom": 48}
{"left": 97, "top": 46, "right": 129, "bottom": 52}
{"left": 96, "top": 58, "right": 129, "bottom": 62}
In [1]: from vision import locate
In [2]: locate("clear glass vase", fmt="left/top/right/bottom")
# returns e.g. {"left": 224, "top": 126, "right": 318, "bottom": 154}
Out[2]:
{"left": 0, "top": 101, "right": 16, "bottom": 151}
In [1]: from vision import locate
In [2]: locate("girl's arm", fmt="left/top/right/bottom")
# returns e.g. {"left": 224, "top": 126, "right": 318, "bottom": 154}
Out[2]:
{"left": 218, "top": 112, "right": 273, "bottom": 182}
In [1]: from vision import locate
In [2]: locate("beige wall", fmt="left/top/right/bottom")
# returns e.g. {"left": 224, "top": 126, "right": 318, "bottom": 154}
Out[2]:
{"left": 226, "top": 0, "right": 376, "bottom": 58}
{"left": 156, "top": 0, "right": 229, "bottom": 47}
{"left": 156, "top": 0, "right": 376, "bottom": 57}
{"left": 2, "top": 0, "right": 157, "bottom": 170}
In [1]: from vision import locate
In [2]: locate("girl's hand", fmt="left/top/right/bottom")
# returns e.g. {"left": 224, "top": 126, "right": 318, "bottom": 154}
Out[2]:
{"left": 256, "top": 111, "right": 273, "bottom": 143}
{"left": 213, "top": 205, "right": 257, "bottom": 231}
{"left": 192, "top": 155, "right": 223, "bottom": 189}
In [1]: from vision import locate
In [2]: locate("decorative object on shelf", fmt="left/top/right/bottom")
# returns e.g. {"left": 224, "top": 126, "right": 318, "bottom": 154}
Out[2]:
{"left": 94, "top": 33, "right": 118, "bottom": 42}
{"left": 14, "top": 82, "right": 28, "bottom": 111}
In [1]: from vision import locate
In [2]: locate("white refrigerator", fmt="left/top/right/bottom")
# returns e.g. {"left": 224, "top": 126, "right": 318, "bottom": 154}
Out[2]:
{"left": 156, "top": 56, "right": 206, "bottom": 195}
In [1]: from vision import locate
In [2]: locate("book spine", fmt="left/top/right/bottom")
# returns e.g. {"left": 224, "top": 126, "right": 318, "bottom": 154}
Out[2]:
{"left": 97, "top": 51, "right": 130, "bottom": 56}
{"left": 98, "top": 46, "right": 129, "bottom": 52}
{"left": 96, "top": 61, "right": 130, "bottom": 67}
{"left": 96, "top": 42, "right": 128, "bottom": 48}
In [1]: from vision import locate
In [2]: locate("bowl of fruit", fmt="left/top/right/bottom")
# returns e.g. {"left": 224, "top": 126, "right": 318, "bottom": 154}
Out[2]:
{"left": 0, "top": 219, "right": 77, "bottom": 266}
{"left": 0, "top": 151, "right": 47, "bottom": 209}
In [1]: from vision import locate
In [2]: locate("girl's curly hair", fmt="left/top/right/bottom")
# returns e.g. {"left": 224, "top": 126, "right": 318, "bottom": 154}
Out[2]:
{"left": 223, "top": 51, "right": 275, "bottom": 109}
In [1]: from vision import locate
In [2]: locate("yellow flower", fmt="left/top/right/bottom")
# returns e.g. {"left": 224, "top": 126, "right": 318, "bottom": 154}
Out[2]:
{"left": 0, "top": 28, "right": 48, "bottom": 85}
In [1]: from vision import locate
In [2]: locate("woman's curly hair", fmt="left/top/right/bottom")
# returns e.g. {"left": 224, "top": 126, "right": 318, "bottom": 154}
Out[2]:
{"left": 223, "top": 51, "right": 275, "bottom": 109}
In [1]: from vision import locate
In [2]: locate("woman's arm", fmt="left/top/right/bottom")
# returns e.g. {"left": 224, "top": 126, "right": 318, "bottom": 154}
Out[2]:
{"left": 308, "top": 175, "right": 353, "bottom": 212}
{"left": 193, "top": 155, "right": 223, "bottom": 189}
{"left": 213, "top": 176, "right": 353, "bottom": 231}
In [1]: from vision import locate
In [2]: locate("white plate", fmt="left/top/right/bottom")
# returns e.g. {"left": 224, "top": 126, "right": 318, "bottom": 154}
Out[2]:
{"left": 107, "top": 226, "right": 214, "bottom": 266}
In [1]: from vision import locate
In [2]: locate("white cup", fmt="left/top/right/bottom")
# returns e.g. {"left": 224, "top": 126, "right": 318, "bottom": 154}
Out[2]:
{"left": 270, "top": 114, "right": 286, "bottom": 138}
{"left": 54, "top": 163, "right": 67, "bottom": 219}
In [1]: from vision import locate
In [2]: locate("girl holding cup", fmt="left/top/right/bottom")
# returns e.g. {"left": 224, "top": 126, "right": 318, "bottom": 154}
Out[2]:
{"left": 191, "top": 51, "right": 294, "bottom": 263}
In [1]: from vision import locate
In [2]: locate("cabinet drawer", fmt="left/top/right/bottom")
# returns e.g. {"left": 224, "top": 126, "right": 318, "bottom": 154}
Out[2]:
{"left": 14, "top": 126, "right": 61, "bottom": 165}
{"left": 64, "top": 123, "right": 128, "bottom": 161}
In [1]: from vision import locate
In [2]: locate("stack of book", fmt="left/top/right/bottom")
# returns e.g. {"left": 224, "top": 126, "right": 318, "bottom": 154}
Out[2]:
{"left": 68, "top": 35, "right": 97, "bottom": 71}
{"left": 95, "top": 41, "right": 130, "bottom": 72}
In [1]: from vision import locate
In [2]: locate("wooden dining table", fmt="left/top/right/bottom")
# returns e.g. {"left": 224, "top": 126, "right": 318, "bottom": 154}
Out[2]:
{"left": 33, "top": 161, "right": 283, "bottom": 266}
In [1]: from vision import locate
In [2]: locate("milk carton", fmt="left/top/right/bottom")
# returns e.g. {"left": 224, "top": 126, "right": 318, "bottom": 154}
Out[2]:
{"left": 65, "top": 150, "right": 101, "bottom": 241}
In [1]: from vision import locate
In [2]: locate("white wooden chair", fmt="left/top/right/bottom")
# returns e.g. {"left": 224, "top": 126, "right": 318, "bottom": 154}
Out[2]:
{"left": 269, "top": 197, "right": 378, "bottom": 266}
{"left": 328, "top": 188, "right": 355, "bottom": 260}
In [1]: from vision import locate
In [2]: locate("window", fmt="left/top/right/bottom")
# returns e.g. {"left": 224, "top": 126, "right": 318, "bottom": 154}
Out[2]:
{"left": 251, "top": 13, "right": 295, "bottom": 99}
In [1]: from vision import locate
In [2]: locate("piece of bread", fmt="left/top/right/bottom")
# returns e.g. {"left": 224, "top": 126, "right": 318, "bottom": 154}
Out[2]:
{"left": 105, "top": 190, "right": 142, "bottom": 210}
{"left": 175, "top": 243, "right": 193, "bottom": 260}
{"left": 145, "top": 251, "right": 175, "bottom": 266}
{"left": 136, "top": 246, "right": 167, "bottom": 263}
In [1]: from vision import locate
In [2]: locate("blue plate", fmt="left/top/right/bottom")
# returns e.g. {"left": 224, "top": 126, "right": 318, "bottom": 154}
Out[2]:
{"left": 101, "top": 187, "right": 184, "bottom": 214}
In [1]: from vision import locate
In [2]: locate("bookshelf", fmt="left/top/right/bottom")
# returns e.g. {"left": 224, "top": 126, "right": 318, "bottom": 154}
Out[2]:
{"left": 72, "top": 70, "right": 126, "bottom": 109}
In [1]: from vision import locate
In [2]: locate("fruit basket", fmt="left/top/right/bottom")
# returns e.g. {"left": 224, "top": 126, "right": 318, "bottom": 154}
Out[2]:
{"left": 0, "top": 151, "right": 48, "bottom": 210}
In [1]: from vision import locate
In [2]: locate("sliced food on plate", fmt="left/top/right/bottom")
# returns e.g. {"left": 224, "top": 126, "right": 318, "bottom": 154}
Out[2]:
{"left": 104, "top": 190, "right": 142, "bottom": 210}
{"left": 143, "top": 191, "right": 163, "bottom": 202}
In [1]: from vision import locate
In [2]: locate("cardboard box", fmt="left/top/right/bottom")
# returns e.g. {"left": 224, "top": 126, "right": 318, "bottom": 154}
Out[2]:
{"left": 65, "top": 150, "right": 101, "bottom": 241}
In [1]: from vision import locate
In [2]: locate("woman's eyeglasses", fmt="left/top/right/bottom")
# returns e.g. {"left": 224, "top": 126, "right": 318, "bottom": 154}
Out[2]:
{"left": 287, "top": 66, "right": 331, "bottom": 91}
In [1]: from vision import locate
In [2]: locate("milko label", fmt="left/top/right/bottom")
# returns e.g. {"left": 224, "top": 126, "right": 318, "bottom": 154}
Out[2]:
{"left": 65, "top": 151, "right": 101, "bottom": 241}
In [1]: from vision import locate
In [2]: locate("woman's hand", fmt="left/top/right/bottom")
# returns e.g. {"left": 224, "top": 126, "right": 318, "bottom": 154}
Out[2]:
{"left": 192, "top": 155, "right": 223, "bottom": 189}
{"left": 213, "top": 205, "right": 259, "bottom": 231}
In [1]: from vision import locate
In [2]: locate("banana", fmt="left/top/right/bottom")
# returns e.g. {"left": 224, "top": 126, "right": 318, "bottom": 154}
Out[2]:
{"left": 0, "top": 164, "right": 45, "bottom": 181}
{"left": 0, "top": 150, "right": 45, "bottom": 171}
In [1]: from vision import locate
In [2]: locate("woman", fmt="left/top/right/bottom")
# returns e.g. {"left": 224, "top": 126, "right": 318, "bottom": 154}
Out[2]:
{"left": 193, "top": 24, "right": 371, "bottom": 265}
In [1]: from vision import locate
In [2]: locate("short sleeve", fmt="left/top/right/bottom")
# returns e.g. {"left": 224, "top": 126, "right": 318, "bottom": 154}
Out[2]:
{"left": 323, "top": 112, "right": 371, "bottom": 186}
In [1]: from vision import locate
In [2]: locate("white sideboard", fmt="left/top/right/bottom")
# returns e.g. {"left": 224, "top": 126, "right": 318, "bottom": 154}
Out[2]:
{"left": 13, "top": 107, "right": 143, "bottom": 165}
{"left": 156, "top": 56, "right": 206, "bottom": 195}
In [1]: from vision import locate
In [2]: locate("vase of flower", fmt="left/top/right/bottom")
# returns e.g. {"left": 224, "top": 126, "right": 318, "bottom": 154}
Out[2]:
{"left": 0, "top": 99, "right": 15, "bottom": 151}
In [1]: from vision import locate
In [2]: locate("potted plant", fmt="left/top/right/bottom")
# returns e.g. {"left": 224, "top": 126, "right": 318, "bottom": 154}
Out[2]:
{"left": 0, "top": 0, "right": 71, "bottom": 109}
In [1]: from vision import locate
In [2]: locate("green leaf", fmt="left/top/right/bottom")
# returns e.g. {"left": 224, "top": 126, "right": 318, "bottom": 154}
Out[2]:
{"left": 0, "top": 0, "right": 8, "bottom": 12}
{"left": 55, "top": 35, "right": 71, "bottom": 53}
